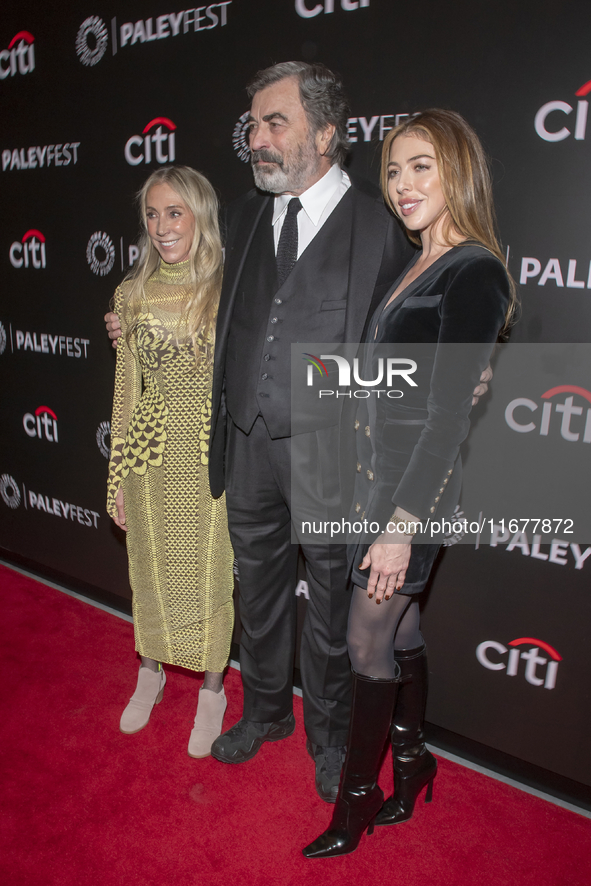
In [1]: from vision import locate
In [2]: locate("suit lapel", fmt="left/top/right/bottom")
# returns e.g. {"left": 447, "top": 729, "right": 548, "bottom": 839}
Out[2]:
{"left": 216, "top": 192, "right": 271, "bottom": 351}
{"left": 345, "top": 185, "right": 391, "bottom": 341}
{"left": 211, "top": 192, "right": 270, "bottom": 442}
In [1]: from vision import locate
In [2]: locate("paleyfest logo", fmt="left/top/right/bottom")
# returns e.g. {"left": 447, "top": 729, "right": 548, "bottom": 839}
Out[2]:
{"left": 87, "top": 231, "right": 115, "bottom": 276}
{"left": 76, "top": 16, "right": 108, "bottom": 66}
{"left": 9, "top": 230, "right": 46, "bottom": 269}
{"left": 233, "top": 109, "right": 410, "bottom": 163}
{"left": 535, "top": 79, "right": 591, "bottom": 142}
{"left": 519, "top": 254, "right": 591, "bottom": 290}
{"left": 125, "top": 118, "right": 176, "bottom": 166}
{"left": 77, "top": 8, "right": 232, "bottom": 66}
{"left": 0, "top": 471, "right": 100, "bottom": 528}
{"left": 0, "top": 31, "right": 35, "bottom": 79}
{"left": 505, "top": 385, "right": 591, "bottom": 444}
{"left": 476, "top": 637, "right": 562, "bottom": 690}
{"left": 303, "top": 352, "right": 418, "bottom": 397}
{"left": 116, "top": 4, "right": 231, "bottom": 49}
{"left": 2, "top": 142, "right": 80, "bottom": 172}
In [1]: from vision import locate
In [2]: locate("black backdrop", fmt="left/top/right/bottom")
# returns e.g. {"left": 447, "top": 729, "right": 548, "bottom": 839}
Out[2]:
{"left": 1, "top": 0, "right": 590, "bottom": 802}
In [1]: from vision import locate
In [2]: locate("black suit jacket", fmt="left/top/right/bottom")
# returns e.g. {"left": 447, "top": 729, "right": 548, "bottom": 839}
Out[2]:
{"left": 209, "top": 175, "right": 414, "bottom": 499}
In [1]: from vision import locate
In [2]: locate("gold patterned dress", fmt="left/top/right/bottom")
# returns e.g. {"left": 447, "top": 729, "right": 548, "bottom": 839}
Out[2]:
{"left": 107, "top": 259, "right": 234, "bottom": 672}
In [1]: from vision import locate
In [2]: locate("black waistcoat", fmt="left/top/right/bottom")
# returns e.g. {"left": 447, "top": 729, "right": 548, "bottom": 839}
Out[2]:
{"left": 225, "top": 189, "right": 353, "bottom": 439}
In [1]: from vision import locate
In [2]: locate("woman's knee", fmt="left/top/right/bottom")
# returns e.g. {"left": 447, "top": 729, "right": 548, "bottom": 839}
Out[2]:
{"left": 346, "top": 630, "right": 372, "bottom": 674}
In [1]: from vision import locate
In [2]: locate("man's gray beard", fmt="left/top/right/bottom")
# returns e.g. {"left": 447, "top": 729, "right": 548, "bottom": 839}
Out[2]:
{"left": 251, "top": 139, "right": 322, "bottom": 195}
{"left": 251, "top": 162, "right": 292, "bottom": 193}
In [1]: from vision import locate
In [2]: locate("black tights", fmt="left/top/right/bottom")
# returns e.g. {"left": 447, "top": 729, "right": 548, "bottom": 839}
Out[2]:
{"left": 347, "top": 585, "right": 423, "bottom": 680}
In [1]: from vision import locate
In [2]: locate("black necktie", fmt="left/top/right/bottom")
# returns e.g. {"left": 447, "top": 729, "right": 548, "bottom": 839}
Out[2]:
{"left": 276, "top": 197, "right": 302, "bottom": 287}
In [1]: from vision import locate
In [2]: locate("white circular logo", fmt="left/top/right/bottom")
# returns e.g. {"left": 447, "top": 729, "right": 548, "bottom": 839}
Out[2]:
{"left": 0, "top": 322, "right": 6, "bottom": 355}
{"left": 87, "top": 231, "right": 115, "bottom": 276}
{"left": 0, "top": 474, "right": 21, "bottom": 509}
{"left": 96, "top": 420, "right": 111, "bottom": 459}
{"left": 76, "top": 16, "right": 108, "bottom": 67}
{"left": 232, "top": 111, "right": 251, "bottom": 164}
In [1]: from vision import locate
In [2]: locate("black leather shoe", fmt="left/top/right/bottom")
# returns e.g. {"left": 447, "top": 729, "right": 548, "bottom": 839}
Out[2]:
{"left": 306, "top": 740, "right": 346, "bottom": 803}
{"left": 210, "top": 712, "right": 295, "bottom": 763}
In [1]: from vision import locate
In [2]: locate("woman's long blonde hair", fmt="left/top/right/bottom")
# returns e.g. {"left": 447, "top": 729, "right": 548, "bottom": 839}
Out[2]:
{"left": 122, "top": 165, "right": 223, "bottom": 364}
{"left": 380, "top": 109, "right": 517, "bottom": 334}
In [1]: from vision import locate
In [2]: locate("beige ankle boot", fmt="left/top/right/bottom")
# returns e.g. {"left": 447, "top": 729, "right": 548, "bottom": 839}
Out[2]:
{"left": 188, "top": 687, "right": 227, "bottom": 758}
{"left": 120, "top": 666, "right": 166, "bottom": 734}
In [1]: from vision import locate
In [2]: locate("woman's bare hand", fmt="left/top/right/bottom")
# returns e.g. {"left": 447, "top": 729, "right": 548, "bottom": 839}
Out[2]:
{"left": 359, "top": 532, "right": 412, "bottom": 603}
{"left": 112, "top": 487, "right": 128, "bottom": 531}
{"left": 104, "top": 312, "right": 122, "bottom": 348}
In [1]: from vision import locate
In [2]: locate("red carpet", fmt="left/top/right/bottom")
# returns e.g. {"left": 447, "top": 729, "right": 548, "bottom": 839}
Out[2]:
{"left": 1, "top": 562, "right": 590, "bottom": 886}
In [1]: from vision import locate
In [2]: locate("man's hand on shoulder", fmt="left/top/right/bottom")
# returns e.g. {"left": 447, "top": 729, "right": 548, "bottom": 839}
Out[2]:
{"left": 104, "top": 312, "right": 122, "bottom": 348}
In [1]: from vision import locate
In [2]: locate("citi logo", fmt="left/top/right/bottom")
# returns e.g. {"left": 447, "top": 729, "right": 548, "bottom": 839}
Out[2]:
{"left": 534, "top": 80, "right": 590, "bottom": 142}
{"left": 296, "top": 0, "right": 369, "bottom": 17}
{"left": 87, "top": 231, "right": 115, "bottom": 276}
{"left": 505, "top": 385, "right": 591, "bottom": 444}
{"left": 23, "top": 406, "right": 59, "bottom": 442}
{"left": 0, "top": 31, "right": 35, "bottom": 79}
{"left": 9, "top": 230, "right": 46, "bottom": 269}
{"left": 476, "top": 637, "right": 561, "bottom": 690}
{"left": 76, "top": 16, "right": 108, "bottom": 67}
{"left": 125, "top": 118, "right": 176, "bottom": 166}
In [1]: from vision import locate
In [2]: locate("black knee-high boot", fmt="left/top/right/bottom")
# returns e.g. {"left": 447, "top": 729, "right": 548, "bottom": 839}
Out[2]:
{"left": 376, "top": 644, "right": 437, "bottom": 826}
{"left": 303, "top": 670, "right": 399, "bottom": 859}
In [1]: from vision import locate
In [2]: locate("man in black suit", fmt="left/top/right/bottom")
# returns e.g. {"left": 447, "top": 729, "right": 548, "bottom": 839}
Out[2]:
{"left": 207, "top": 62, "right": 413, "bottom": 801}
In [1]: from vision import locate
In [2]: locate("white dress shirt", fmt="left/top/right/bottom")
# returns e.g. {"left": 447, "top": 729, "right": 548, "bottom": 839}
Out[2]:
{"left": 272, "top": 164, "right": 351, "bottom": 258}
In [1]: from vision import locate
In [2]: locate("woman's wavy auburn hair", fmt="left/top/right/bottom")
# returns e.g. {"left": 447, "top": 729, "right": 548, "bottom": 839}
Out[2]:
{"left": 380, "top": 109, "right": 517, "bottom": 334}
{"left": 122, "top": 165, "right": 223, "bottom": 365}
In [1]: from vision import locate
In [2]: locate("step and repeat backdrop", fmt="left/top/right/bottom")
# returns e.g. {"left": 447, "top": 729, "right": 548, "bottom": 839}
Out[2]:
{"left": 1, "top": 0, "right": 590, "bottom": 792}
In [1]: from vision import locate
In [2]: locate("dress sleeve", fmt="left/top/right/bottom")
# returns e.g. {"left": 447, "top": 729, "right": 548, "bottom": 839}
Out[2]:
{"left": 106, "top": 286, "right": 141, "bottom": 520}
{"left": 392, "top": 253, "right": 510, "bottom": 521}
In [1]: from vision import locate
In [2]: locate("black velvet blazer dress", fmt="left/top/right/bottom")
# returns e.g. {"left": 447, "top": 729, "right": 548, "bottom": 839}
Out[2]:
{"left": 350, "top": 242, "right": 511, "bottom": 594}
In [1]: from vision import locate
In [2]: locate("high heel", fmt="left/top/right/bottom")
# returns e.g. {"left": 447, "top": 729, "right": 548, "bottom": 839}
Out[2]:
{"left": 376, "top": 644, "right": 437, "bottom": 826}
{"left": 376, "top": 746, "right": 437, "bottom": 825}
{"left": 303, "top": 670, "right": 399, "bottom": 859}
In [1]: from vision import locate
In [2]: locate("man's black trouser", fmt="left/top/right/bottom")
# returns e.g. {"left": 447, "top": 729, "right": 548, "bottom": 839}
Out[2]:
{"left": 224, "top": 415, "right": 352, "bottom": 747}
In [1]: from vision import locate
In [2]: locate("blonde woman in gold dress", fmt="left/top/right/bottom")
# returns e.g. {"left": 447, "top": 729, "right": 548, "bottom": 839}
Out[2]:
{"left": 106, "top": 166, "right": 234, "bottom": 757}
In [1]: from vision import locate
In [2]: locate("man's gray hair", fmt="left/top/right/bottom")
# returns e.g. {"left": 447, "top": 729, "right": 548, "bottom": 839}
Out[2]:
{"left": 247, "top": 61, "right": 350, "bottom": 167}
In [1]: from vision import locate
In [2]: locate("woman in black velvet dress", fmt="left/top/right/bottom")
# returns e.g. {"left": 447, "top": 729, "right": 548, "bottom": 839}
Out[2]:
{"left": 304, "top": 109, "right": 516, "bottom": 858}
